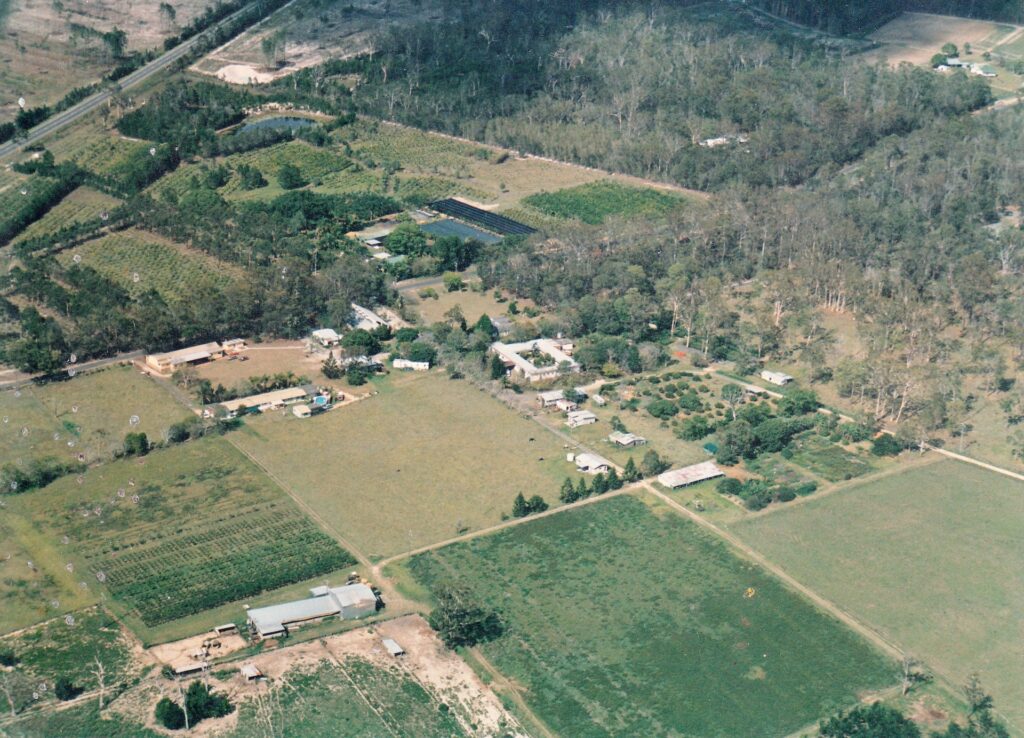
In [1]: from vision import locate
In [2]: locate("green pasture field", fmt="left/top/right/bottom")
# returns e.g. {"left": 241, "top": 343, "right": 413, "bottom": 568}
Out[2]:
{"left": 228, "top": 658, "right": 468, "bottom": 738}
{"left": 0, "top": 607, "right": 136, "bottom": 713}
{"left": 786, "top": 432, "right": 874, "bottom": 482}
{"left": 744, "top": 453, "right": 819, "bottom": 487}
{"left": 0, "top": 365, "right": 192, "bottom": 467}
{"left": 0, "top": 514, "right": 97, "bottom": 634}
{"left": 732, "top": 459, "right": 1024, "bottom": 731}
{"left": 11, "top": 187, "right": 121, "bottom": 245}
{"left": 403, "top": 494, "right": 895, "bottom": 737}
{"left": 523, "top": 180, "right": 684, "bottom": 224}
{"left": 6, "top": 702, "right": 162, "bottom": 738}
{"left": 231, "top": 372, "right": 581, "bottom": 559}
{"left": 59, "top": 228, "right": 242, "bottom": 301}
{"left": 3, "top": 438, "right": 356, "bottom": 639}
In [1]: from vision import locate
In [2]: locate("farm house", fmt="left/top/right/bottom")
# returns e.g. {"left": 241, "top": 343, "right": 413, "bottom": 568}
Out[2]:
{"left": 246, "top": 583, "right": 380, "bottom": 639}
{"left": 491, "top": 339, "right": 580, "bottom": 383}
{"left": 212, "top": 385, "right": 316, "bottom": 418}
{"left": 537, "top": 389, "right": 564, "bottom": 407}
{"left": 145, "top": 342, "right": 224, "bottom": 374}
{"left": 312, "top": 328, "right": 342, "bottom": 347}
{"left": 657, "top": 461, "right": 724, "bottom": 489}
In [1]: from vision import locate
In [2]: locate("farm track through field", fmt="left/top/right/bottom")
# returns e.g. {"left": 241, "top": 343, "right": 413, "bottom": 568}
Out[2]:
{"left": 641, "top": 481, "right": 905, "bottom": 661}
{"left": 468, "top": 648, "right": 558, "bottom": 738}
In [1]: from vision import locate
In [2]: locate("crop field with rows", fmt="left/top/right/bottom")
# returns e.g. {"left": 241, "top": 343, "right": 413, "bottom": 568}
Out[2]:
{"left": 59, "top": 229, "right": 242, "bottom": 300}
{"left": 12, "top": 187, "right": 121, "bottom": 245}
{"left": 4, "top": 438, "right": 355, "bottom": 630}
{"left": 52, "top": 132, "right": 153, "bottom": 177}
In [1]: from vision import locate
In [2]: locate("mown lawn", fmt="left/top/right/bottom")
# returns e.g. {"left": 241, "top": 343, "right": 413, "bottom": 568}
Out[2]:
{"left": 732, "top": 459, "right": 1024, "bottom": 732}
{"left": 232, "top": 373, "right": 580, "bottom": 559}
{"left": 403, "top": 494, "right": 895, "bottom": 738}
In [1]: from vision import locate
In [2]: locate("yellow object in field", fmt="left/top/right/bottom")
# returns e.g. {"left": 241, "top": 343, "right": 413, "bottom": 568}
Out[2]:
{"left": 744, "top": 587, "right": 756, "bottom": 599}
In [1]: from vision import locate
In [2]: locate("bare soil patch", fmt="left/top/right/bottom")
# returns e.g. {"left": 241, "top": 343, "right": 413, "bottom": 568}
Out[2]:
{"left": 867, "top": 12, "right": 1011, "bottom": 66}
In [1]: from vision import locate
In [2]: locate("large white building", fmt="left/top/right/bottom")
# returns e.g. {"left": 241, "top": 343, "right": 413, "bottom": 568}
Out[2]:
{"left": 490, "top": 339, "right": 580, "bottom": 383}
{"left": 246, "top": 583, "right": 379, "bottom": 639}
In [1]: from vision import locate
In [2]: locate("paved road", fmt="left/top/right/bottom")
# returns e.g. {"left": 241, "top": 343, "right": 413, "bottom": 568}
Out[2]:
{"left": 0, "top": 4, "right": 255, "bottom": 161}
{"left": 0, "top": 349, "right": 144, "bottom": 390}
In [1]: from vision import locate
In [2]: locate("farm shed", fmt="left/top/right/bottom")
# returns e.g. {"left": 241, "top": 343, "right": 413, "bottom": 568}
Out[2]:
{"left": 382, "top": 638, "right": 405, "bottom": 657}
{"left": 240, "top": 663, "right": 263, "bottom": 681}
{"left": 760, "top": 370, "right": 793, "bottom": 386}
{"left": 246, "top": 583, "right": 380, "bottom": 639}
{"left": 492, "top": 339, "right": 580, "bottom": 383}
{"left": 491, "top": 315, "right": 514, "bottom": 336}
{"left": 429, "top": 198, "right": 536, "bottom": 236}
{"left": 421, "top": 218, "right": 502, "bottom": 245}
{"left": 146, "top": 342, "right": 224, "bottom": 374}
{"left": 592, "top": 394, "right": 607, "bottom": 406}
{"left": 174, "top": 661, "right": 209, "bottom": 677}
{"left": 312, "top": 328, "right": 342, "bottom": 347}
{"left": 537, "top": 389, "right": 564, "bottom": 407}
{"left": 292, "top": 404, "right": 312, "bottom": 418}
{"left": 566, "top": 410, "right": 598, "bottom": 428}
{"left": 394, "top": 358, "right": 431, "bottom": 371}
{"left": 350, "top": 303, "right": 389, "bottom": 331}
{"left": 556, "top": 398, "right": 579, "bottom": 413}
{"left": 657, "top": 461, "right": 724, "bottom": 489}
{"left": 609, "top": 431, "right": 646, "bottom": 447}
{"left": 575, "top": 453, "right": 612, "bottom": 474}
{"left": 222, "top": 338, "right": 246, "bottom": 355}
{"left": 213, "top": 623, "right": 238, "bottom": 636}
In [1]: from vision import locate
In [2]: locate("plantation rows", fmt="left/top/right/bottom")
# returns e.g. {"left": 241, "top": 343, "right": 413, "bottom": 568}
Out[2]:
{"left": 62, "top": 231, "right": 240, "bottom": 301}
{"left": 12, "top": 188, "right": 121, "bottom": 245}
{"left": 348, "top": 122, "right": 485, "bottom": 171}
{"left": 57, "top": 134, "right": 152, "bottom": 177}
{"left": 80, "top": 508, "right": 354, "bottom": 625}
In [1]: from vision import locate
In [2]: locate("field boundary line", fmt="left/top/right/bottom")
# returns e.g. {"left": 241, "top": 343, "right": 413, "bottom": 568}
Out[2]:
{"left": 377, "top": 484, "right": 637, "bottom": 568}
{"left": 926, "top": 445, "right": 1024, "bottom": 482}
{"left": 467, "top": 648, "right": 558, "bottom": 738}
{"left": 640, "top": 481, "right": 906, "bottom": 661}
{"left": 225, "top": 436, "right": 372, "bottom": 567}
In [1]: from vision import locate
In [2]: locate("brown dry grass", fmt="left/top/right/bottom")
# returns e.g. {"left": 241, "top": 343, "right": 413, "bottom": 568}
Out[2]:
{"left": 867, "top": 12, "right": 1016, "bottom": 66}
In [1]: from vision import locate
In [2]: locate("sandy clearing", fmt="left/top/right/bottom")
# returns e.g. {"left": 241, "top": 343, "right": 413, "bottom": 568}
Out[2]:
{"left": 867, "top": 12, "right": 1012, "bottom": 66}
{"left": 148, "top": 631, "right": 249, "bottom": 670}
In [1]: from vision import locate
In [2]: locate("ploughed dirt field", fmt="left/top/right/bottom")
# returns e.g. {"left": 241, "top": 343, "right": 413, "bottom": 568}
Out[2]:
{"left": 0, "top": 0, "right": 216, "bottom": 117}
{"left": 192, "top": 0, "right": 438, "bottom": 84}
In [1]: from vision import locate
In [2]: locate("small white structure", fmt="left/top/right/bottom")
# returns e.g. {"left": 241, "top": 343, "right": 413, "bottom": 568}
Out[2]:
{"left": 372, "top": 251, "right": 392, "bottom": 261}
{"left": 146, "top": 342, "right": 224, "bottom": 374}
{"left": 566, "top": 410, "right": 598, "bottom": 428}
{"left": 555, "top": 398, "right": 579, "bottom": 413}
{"left": 222, "top": 338, "right": 246, "bottom": 355}
{"left": 174, "top": 661, "right": 209, "bottom": 677}
{"left": 574, "top": 452, "right": 611, "bottom": 474}
{"left": 608, "top": 431, "right": 646, "bottom": 447}
{"left": 491, "top": 338, "right": 580, "bottom": 383}
{"left": 760, "top": 370, "right": 793, "bottom": 386}
{"left": 382, "top": 638, "right": 405, "bottom": 657}
{"left": 537, "top": 389, "right": 564, "bottom": 408}
{"left": 312, "top": 328, "right": 342, "bottom": 347}
{"left": 365, "top": 238, "right": 383, "bottom": 248}
{"left": 657, "top": 461, "right": 724, "bottom": 489}
{"left": 292, "top": 404, "right": 312, "bottom": 418}
{"left": 393, "top": 358, "right": 430, "bottom": 371}
{"left": 592, "top": 394, "right": 607, "bottom": 407}
{"left": 240, "top": 663, "right": 263, "bottom": 682}
{"left": 213, "top": 623, "right": 238, "bottom": 636}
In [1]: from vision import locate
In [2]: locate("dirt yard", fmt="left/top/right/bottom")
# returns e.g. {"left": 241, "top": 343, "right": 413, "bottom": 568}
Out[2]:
{"left": 192, "top": 0, "right": 440, "bottom": 85}
{"left": 866, "top": 12, "right": 1018, "bottom": 66}
{"left": 148, "top": 630, "right": 249, "bottom": 671}
{"left": 237, "top": 615, "right": 524, "bottom": 737}
{"left": 0, "top": 0, "right": 216, "bottom": 117}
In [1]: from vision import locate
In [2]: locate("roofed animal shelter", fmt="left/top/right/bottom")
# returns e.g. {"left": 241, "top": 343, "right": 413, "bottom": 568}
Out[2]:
{"left": 657, "top": 461, "right": 724, "bottom": 489}
{"left": 246, "top": 582, "right": 380, "bottom": 639}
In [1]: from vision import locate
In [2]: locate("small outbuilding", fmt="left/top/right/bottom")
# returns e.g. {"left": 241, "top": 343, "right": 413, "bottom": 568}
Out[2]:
{"left": 292, "top": 404, "right": 312, "bottom": 418}
{"left": 608, "top": 431, "right": 646, "bottom": 447}
{"left": 382, "top": 638, "right": 405, "bottom": 657}
{"left": 393, "top": 358, "right": 431, "bottom": 371}
{"left": 537, "top": 389, "right": 564, "bottom": 408}
{"left": 760, "top": 370, "right": 793, "bottom": 386}
{"left": 555, "top": 398, "right": 579, "bottom": 413}
{"left": 312, "top": 328, "right": 342, "bottom": 347}
{"left": 566, "top": 410, "right": 598, "bottom": 428}
{"left": 240, "top": 663, "right": 263, "bottom": 682}
{"left": 574, "top": 452, "right": 612, "bottom": 474}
